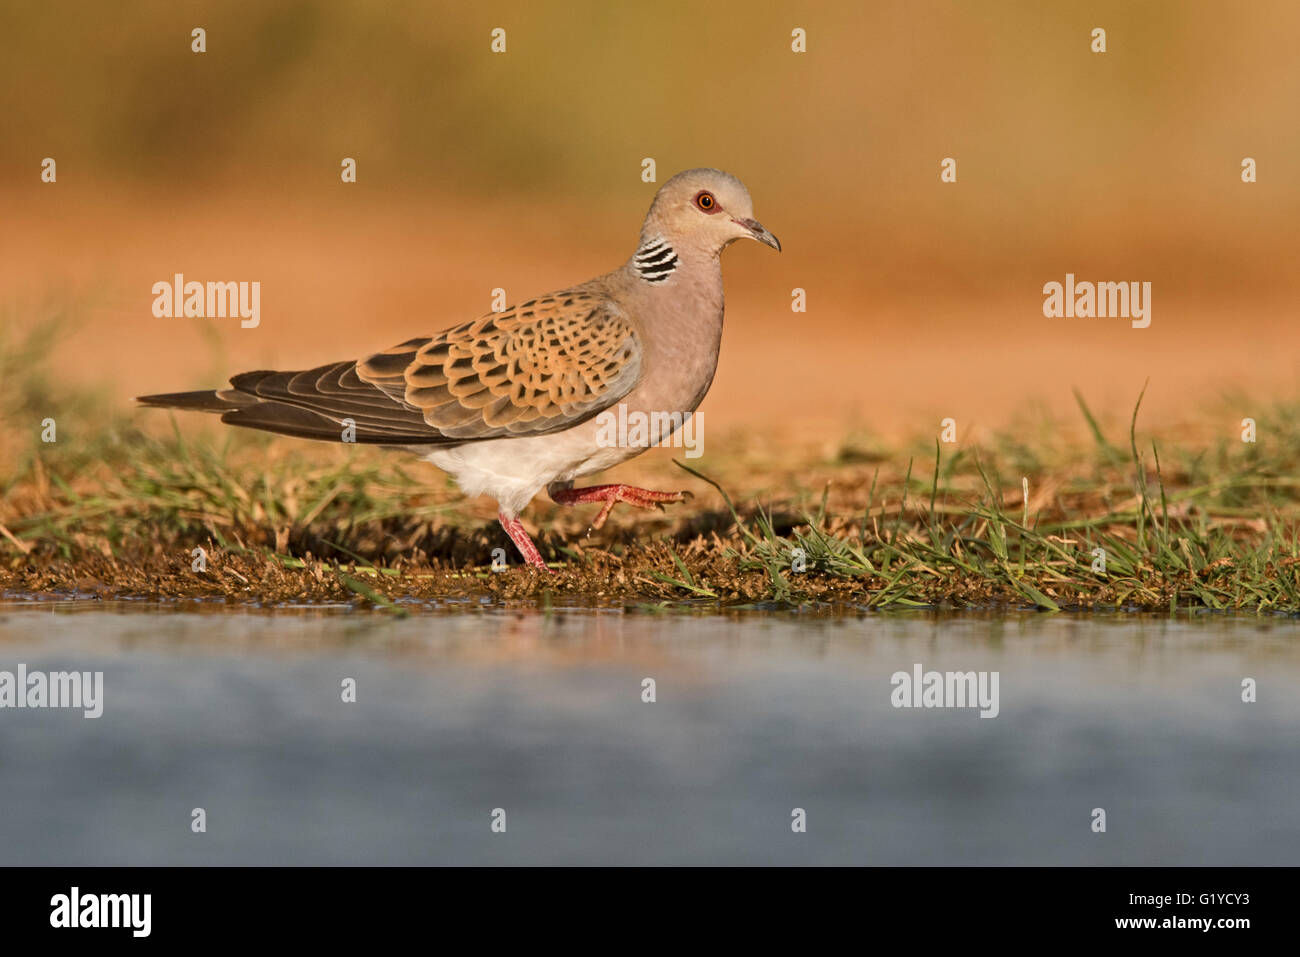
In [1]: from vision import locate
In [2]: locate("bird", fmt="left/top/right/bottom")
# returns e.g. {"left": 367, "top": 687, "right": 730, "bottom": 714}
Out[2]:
{"left": 138, "top": 168, "right": 780, "bottom": 571}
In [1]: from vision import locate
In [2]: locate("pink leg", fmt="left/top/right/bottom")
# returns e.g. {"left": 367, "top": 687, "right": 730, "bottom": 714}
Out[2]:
{"left": 549, "top": 483, "right": 692, "bottom": 530}
{"left": 498, "top": 513, "right": 552, "bottom": 572}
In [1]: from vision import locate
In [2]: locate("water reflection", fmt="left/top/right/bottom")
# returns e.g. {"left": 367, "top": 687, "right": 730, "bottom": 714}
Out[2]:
{"left": 0, "top": 604, "right": 1295, "bottom": 865}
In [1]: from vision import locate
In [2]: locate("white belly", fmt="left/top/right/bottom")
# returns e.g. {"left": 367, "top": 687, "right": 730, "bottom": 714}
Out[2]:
{"left": 415, "top": 417, "right": 642, "bottom": 516}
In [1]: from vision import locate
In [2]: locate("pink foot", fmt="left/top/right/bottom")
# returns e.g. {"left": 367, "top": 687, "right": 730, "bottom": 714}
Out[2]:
{"left": 549, "top": 483, "right": 693, "bottom": 530}
{"left": 498, "top": 513, "right": 552, "bottom": 572}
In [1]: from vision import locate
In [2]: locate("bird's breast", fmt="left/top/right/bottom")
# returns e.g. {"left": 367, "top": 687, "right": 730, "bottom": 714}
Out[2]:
{"left": 626, "top": 272, "right": 725, "bottom": 416}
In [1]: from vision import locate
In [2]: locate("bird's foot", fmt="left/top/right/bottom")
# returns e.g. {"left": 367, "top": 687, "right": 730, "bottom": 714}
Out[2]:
{"left": 497, "top": 513, "right": 553, "bottom": 572}
{"left": 549, "top": 483, "right": 693, "bottom": 530}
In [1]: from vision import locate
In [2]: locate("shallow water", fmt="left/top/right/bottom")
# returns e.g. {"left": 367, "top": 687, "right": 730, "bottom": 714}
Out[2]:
{"left": 0, "top": 601, "right": 1296, "bottom": 865}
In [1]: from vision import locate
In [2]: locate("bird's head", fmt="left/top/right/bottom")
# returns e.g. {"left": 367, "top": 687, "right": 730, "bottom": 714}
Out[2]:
{"left": 641, "top": 168, "right": 780, "bottom": 258}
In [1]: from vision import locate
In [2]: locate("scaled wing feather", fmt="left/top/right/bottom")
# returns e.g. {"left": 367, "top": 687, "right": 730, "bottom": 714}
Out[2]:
{"left": 357, "top": 289, "right": 642, "bottom": 441}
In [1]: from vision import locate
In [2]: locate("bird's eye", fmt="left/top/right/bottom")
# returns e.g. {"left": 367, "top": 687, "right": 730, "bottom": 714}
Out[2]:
{"left": 695, "top": 191, "right": 717, "bottom": 212}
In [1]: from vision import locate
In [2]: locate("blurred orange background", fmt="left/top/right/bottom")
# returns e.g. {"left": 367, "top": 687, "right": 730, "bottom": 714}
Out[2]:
{"left": 2, "top": 0, "right": 1298, "bottom": 444}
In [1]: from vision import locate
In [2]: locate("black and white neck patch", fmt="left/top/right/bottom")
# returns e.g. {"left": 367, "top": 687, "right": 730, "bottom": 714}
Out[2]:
{"left": 634, "top": 237, "right": 679, "bottom": 283}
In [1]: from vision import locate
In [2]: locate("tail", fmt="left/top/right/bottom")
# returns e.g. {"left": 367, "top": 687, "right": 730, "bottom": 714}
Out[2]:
{"left": 136, "top": 389, "right": 256, "bottom": 413}
{"left": 136, "top": 366, "right": 452, "bottom": 444}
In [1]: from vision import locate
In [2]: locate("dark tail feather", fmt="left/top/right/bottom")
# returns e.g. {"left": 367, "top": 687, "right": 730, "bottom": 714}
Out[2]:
{"left": 136, "top": 389, "right": 255, "bottom": 413}
{"left": 220, "top": 403, "right": 436, "bottom": 443}
{"left": 136, "top": 388, "right": 349, "bottom": 439}
{"left": 138, "top": 387, "right": 447, "bottom": 444}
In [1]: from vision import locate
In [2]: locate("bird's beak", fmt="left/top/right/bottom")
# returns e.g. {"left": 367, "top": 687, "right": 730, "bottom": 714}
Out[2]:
{"left": 734, "top": 217, "right": 781, "bottom": 252}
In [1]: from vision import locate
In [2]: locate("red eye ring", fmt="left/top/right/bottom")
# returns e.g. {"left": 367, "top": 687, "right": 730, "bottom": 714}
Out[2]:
{"left": 694, "top": 191, "right": 719, "bottom": 213}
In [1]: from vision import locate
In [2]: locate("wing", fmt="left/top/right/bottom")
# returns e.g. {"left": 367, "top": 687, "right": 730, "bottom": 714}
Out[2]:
{"left": 139, "top": 287, "right": 643, "bottom": 446}
{"left": 356, "top": 288, "right": 642, "bottom": 440}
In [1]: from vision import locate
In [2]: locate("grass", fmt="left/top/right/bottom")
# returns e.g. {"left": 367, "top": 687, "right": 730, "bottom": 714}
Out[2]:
{"left": 5, "top": 318, "right": 1300, "bottom": 612}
